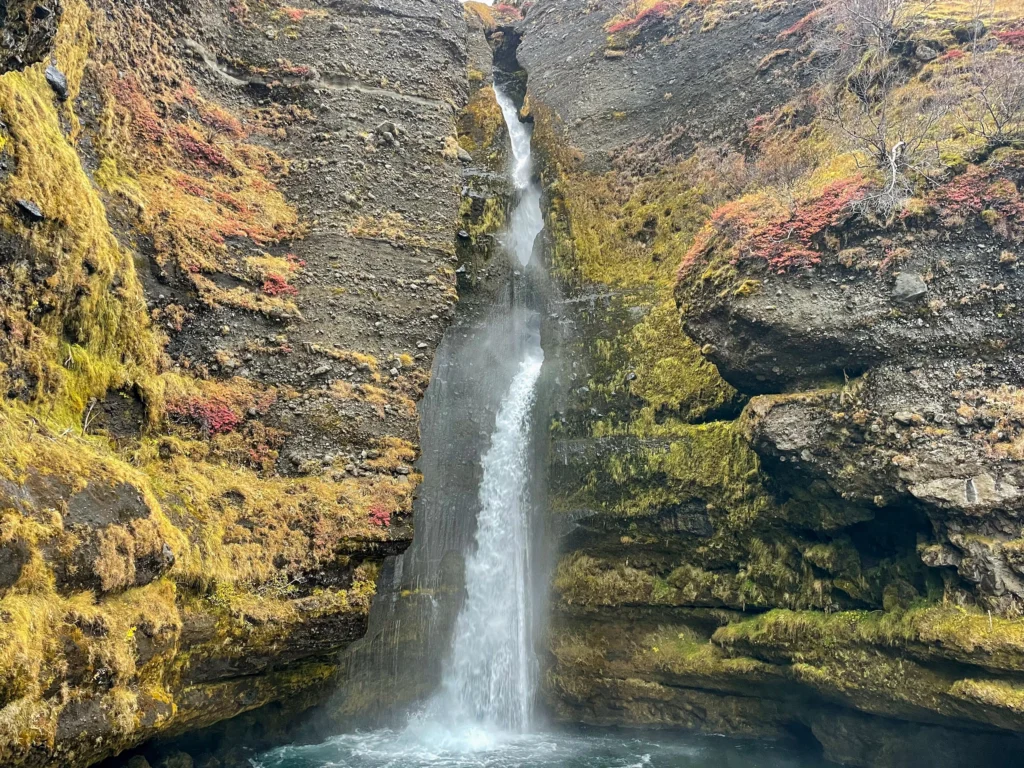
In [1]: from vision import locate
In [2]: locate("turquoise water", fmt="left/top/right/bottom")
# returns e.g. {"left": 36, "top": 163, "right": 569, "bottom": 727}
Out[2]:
{"left": 251, "top": 728, "right": 832, "bottom": 768}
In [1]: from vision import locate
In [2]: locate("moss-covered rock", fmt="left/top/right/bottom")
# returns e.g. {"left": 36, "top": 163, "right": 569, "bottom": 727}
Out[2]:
{"left": 524, "top": 0, "right": 1024, "bottom": 762}
{"left": 0, "top": 0, "right": 471, "bottom": 764}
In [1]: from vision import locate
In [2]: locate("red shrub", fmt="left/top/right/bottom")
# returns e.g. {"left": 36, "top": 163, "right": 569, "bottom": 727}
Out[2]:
{"left": 262, "top": 273, "right": 299, "bottom": 297}
{"left": 608, "top": 1, "right": 675, "bottom": 34}
{"left": 938, "top": 48, "right": 966, "bottom": 63}
{"left": 932, "top": 155, "right": 1024, "bottom": 238}
{"left": 199, "top": 105, "right": 245, "bottom": 138}
{"left": 282, "top": 7, "right": 321, "bottom": 22}
{"left": 173, "top": 126, "right": 230, "bottom": 170}
{"left": 995, "top": 30, "right": 1024, "bottom": 50}
{"left": 109, "top": 76, "right": 167, "bottom": 145}
{"left": 681, "top": 176, "right": 867, "bottom": 276}
{"left": 778, "top": 9, "right": 821, "bottom": 40}
{"left": 175, "top": 176, "right": 207, "bottom": 197}
{"left": 495, "top": 3, "right": 523, "bottom": 19}
{"left": 278, "top": 60, "right": 315, "bottom": 79}
{"left": 168, "top": 396, "right": 241, "bottom": 435}
{"left": 368, "top": 504, "right": 391, "bottom": 528}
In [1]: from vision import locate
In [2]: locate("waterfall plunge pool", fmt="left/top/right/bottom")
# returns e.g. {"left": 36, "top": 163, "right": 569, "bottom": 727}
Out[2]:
{"left": 251, "top": 727, "right": 834, "bottom": 768}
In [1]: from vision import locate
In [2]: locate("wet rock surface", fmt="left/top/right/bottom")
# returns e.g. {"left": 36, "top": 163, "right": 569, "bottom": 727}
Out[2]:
{"left": 519, "top": 0, "right": 1024, "bottom": 765}
{"left": 0, "top": 0, "right": 470, "bottom": 765}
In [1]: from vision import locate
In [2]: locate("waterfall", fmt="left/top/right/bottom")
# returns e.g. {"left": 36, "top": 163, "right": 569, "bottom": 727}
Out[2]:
{"left": 426, "top": 83, "right": 547, "bottom": 735}
{"left": 437, "top": 348, "right": 543, "bottom": 730}
{"left": 251, "top": 65, "right": 837, "bottom": 768}
{"left": 323, "top": 75, "right": 549, "bottom": 745}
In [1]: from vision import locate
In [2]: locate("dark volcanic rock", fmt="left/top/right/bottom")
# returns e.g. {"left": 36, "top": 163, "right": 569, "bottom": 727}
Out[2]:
{"left": 0, "top": 0, "right": 62, "bottom": 73}
{"left": 15, "top": 198, "right": 43, "bottom": 222}
{"left": 518, "top": 0, "right": 813, "bottom": 166}
{"left": 44, "top": 62, "right": 67, "bottom": 99}
{"left": 681, "top": 238, "right": 1024, "bottom": 393}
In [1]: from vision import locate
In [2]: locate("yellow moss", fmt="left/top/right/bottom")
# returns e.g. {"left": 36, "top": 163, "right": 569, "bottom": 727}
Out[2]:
{"left": 714, "top": 604, "right": 1024, "bottom": 674}
{"left": 0, "top": 2, "right": 159, "bottom": 424}
{"left": 599, "top": 420, "right": 770, "bottom": 521}
{"left": 463, "top": 1, "right": 498, "bottom": 29}
{"left": 554, "top": 553, "right": 658, "bottom": 607}
{"left": 920, "top": 0, "right": 1024, "bottom": 24}
{"left": 950, "top": 678, "right": 1024, "bottom": 715}
{"left": 367, "top": 437, "right": 418, "bottom": 472}
{"left": 348, "top": 212, "right": 429, "bottom": 247}
{"left": 550, "top": 631, "right": 608, "bottom": 672}
{"left": 599, "top": 299, "right": 737, "bottom": 433}
{"left": 461, "top": 86, "right": 505, "bottom": 155}
{"left": 106, "top": 687, "right": 140, "bottom": 734}
{"left": 88, "top": 3, "right": 303, "bottom": 314}
{"left": 442, "top": 135, "right": 462, "bottom": 161}
{"left": 460, "top": 195, "right": 506, "bottom": 241}
{"left": 637, "top": 625, "right": 769, "bottom": 678}
{"left": 554, "top": 165, "right": 718, "bottom": 289}
{"left": 0, "top": 2, "right": 427, "bottom": 756}
{"left": 313, "top": 346, "right": 380, "bottom": 374}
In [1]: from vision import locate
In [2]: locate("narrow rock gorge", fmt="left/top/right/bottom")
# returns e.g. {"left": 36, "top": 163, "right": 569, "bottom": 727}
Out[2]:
{"left": 1, "top": 1, "right": 1024, "bottom": 767}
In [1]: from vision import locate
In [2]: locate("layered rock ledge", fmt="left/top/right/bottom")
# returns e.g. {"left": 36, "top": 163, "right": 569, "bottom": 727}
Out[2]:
{"left": 518, "top": 0, "right": 1024, "bottom": 765}
{"left": 0, "top": 1, "right": 468, "bottom": 765}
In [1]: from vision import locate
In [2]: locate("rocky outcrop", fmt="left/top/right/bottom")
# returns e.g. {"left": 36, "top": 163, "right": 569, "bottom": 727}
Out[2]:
{"left": 0, "top": 0, "right": 63, "bottom": 73}
{"left": 0, "top": 0, "right": 469, "bottom": 765}
{"left": 521, "top": 0, "right": 1024, "bottom": 764}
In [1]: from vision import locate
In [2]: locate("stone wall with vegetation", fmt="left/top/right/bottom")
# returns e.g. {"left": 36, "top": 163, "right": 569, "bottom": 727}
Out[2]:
{"left": 519, "top": 0, "right": 1024, "bottom": 765}
{"left": 0, "top": 0, "right": 470, "bottom": 765}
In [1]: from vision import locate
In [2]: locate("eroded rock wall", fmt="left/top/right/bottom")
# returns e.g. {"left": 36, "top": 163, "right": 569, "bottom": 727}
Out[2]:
{"left": 0, "top": 1, "right": 469, "bottom": 765}
{"left": 520, "top": 0, "right": 1024, "bottom": 765}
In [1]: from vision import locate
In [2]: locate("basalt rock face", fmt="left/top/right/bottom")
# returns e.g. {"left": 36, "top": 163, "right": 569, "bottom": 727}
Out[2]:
{"left": 0, "top": 0, "right": 468, "bottom": 765}
{"left": 521, "top": 0, "right": 1024, "bottom": 765}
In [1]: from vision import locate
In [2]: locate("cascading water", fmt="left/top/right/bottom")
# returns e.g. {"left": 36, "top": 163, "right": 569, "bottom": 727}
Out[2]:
{"left": 253, "top": 69, "right": 829, "bottom": 768}
{"left": 427, "top": 84, "right": 546, "bottom": 736}
{"left": 433, "top": 349, "right": 543, "bottom": 730}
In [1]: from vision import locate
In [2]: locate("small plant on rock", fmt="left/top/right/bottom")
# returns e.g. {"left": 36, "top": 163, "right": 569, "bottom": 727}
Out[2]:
{"left": 814, "top": 0, "right": 947, "bottom": 218}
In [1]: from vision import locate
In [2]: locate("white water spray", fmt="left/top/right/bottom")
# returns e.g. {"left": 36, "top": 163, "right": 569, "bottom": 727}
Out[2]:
{"left": 421, "top": 82, "right": 547, "bottom": 739}
{"left": 437, "top": 349, "right": 543, "bottom": 731}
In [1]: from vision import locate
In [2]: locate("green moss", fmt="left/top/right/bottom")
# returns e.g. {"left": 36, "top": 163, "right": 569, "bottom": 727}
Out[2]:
{"left": 553, "top": 168, "right": 715, "bottom": 290}
{"left": 588, "top": 299, "right": 739, "bottom": 434}
{"left": 714, "top": 604, "right": 1024, "bottom": 673}
{"left": 553, "top": 539, "right": 840, "bottom": 614}
{"left": 951, "top": 679, "right": 1024, "bottom": 717}
{"left": 555, "top": 420, "right": 772, "bottom": 522}
{"left": 638, "top": 625, "right": 771, "bottom": 679}
{"left": 459, "top": 195, "right": 506, "bottom": 243}
{"left": 457, "top": 85, "right": 507, "bottom": 169}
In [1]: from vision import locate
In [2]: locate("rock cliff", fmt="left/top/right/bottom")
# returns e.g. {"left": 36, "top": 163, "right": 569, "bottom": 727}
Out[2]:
{"left": 6, "top": 0, "right": 1024, "bottom": 766}
{"left": 0, "top": 0, "right": 469, "bottom": 765}
{"left": 519, "top": 0, "right": 1024, "bottom": 765}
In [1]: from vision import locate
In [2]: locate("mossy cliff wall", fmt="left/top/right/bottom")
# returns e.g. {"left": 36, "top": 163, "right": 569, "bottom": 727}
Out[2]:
{"left": 0, "top": 0, "right": 470, "bottom": 765}
{"left": 317, "top": 7, "right": 525, "bottom": 726}
{"left": 518, "top": 0, "right": 1024, "bottom": 765}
